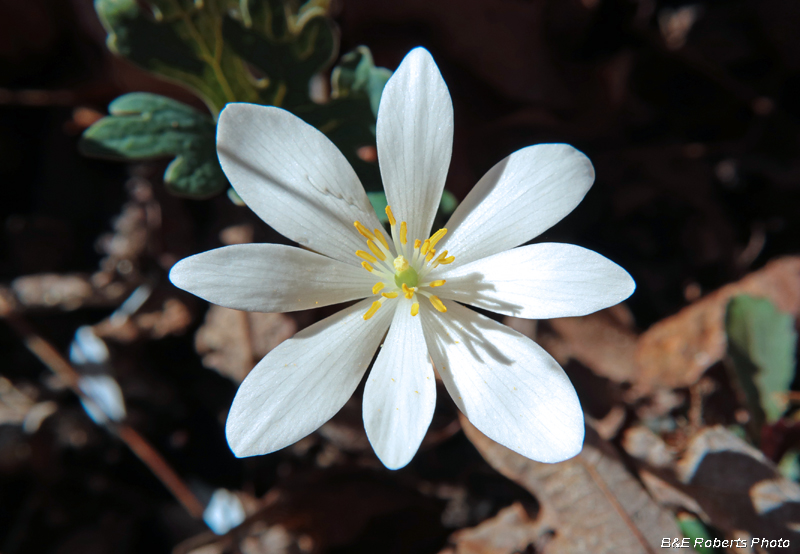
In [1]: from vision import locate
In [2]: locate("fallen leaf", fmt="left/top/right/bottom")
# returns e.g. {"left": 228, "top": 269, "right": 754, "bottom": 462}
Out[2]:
{"left": 461, "top": 415, "right": 683, "bottom": 554}
{"left": 542, "top": 305, "right": 639, "bottom": 383}
{"left": 92, "top": 297, "right": 193, "bottom": 342}
{"left": 11, "top": 273, "right": 130, "bottom": 311}
{"left": 195, "top": 306, "right": 296, "bottom": 383}
{"left": 622, "top": 427, "right": 707, "bottom": 518}
{"left": 676, "top": 426, "right": 800, "bottom": 543}
{"left": 636, "top": 257, "right": 800, "bottom": 389}
{"left": 442, "top": 502, "right": 547, "bottom": 554}
{"left": 625, "top": 426, "right": 800, "bottom": 546}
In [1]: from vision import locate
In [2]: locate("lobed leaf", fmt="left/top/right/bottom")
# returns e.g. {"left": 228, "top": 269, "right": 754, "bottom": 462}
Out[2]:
{"left": 80, "top": 93, "right": 227, "bottom": 198}
{"left": 88, "top": 0, "right": 392, "bottom": 198}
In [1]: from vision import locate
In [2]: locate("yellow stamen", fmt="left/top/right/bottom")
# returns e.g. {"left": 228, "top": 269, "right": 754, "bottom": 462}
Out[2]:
{"left": 433, "top": 250, "right": 455, "bottom": 266}
{"left": 402, "top": 283, "right": 415, "bottom": 300}
{"left": 354, "top": 221, "right": 375, "bottom": 240}
{"left": 429, "top": 295, "right": 447, "bottom": 313}
{"left": 426, "top": 249, "right": 436, "bottom": 262}
{"left": 420, "top": 239, "right": 430, "bottom": 256}
{"left": 374, "top": 228, "right": 389, "bottom": 250}
{"left": 361, "top": 261, "right": 374, "bottom": 273}
{"left": 428, "top": 280, "right": 445, "bottom": 287}
{"left": 385, "top": 205, "right": 397, "bottom": 226}
{"left": 428, "top": 228, "right": 447, "bottom": 248}
{"left": 367, "top": 240, "right": 386, "bottom": 261}
{"left": 393, "top": 255, "right": 410, "bottom": 272}
{"left": 363, "top": 300, "right": 382, "bottom": 320}
{"left": 372, "top": 282, "right": 385, "bottom": 294}
{"left": 356, "top": 250, "right": 376, "bottom": 263}
{"left": 382, "top": 291, "right": 399, "bottom": 299}
{"left": 400, "top": 222, "right": 407, "bottom": 245}
{"left": 411, "top": 302, "right": 419, "bottom": 317}
{"left": 414, "top": 239, "right": 421, "bottom": 250}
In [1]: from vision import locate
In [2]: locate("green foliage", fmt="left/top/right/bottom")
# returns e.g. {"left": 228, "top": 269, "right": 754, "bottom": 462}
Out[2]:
{"left": 332, "top": 46, "right": 391, "bottom": 117}
{"left": 94, "top": 0, "right": 336, "bottom": 116}
{"left": 368, "top": 191, "right": 460, "bottom": 224}
{"left": 80, "top": 93, "right": 225, "bottom": 198}
{"left": 779, "top": 450, "right": 800, "bottom": 482}
{"left": 87, "top": 0, "right": 392, "bottom": 198}
{"left": 725, "top": 295, "right": 798, "bottom": 430}
{"left": 677, "top": 514, "right": 721, "bottom": 554}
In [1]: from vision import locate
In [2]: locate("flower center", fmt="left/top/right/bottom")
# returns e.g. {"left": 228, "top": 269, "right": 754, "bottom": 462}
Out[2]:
{"left": 354, "top": 205, "right": 455, "bottom": 321}
{"left": 393, "top": 257, "right": 418, "bottom": 288}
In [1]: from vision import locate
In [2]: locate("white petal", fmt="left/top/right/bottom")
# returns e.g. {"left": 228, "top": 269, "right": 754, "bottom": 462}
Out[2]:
{"left": 363, "top": 300, "right": 436, "bottom": 469}
{"left": 170, "top": 244, "right": 374, "bottom": 312}
{"left": 376, "top": 47, "right": 454, "bottom": 243}
{"left": 436, "top": 243, "right": 635, "bottom": 318}
{"left": 217, "top": 104, "right": 382, "bottom": 265}
{"left": 439, "top": 144, "right": 594, "bottom": 267}
{"left": 420, "top": 300, "right": 584, "bottom": 463}
{"left": 226, "top": 298, "right": 392, "bottom": 457}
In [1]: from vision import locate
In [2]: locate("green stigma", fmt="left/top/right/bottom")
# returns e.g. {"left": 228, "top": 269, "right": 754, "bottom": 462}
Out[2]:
{"left": 393, "top": 256, "right": 418, "bottom": 288}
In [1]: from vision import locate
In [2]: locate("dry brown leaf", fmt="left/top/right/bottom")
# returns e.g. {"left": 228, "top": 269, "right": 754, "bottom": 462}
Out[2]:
{"left": 624, "top": 426, "right": 800, "bottom": 546}
{"left": 622, "top": 427, "right": 708, "bottom": 518}
{"left": 10, "top": 273, "right": 131, "bottom": 311}
{"left": 635, "top": 256, "right": 800, "bottom": 389}
{"left": 461, "top": 415, "right": 683, "bottom": 554}
{"left": 93, "top": 297, "right": 193, "bottom": 342}
{"left": 441, "top": 502, "right": 549, "bottom": 554}
{"left": 541, "top": 305, "right": 639, "bottom": 383}
{"left": 195, "top": 305, "right": 296, "bottom": 383}
{"left": 676, "top": 427, "right": 800, "bottom": 544}
{"left": 0, "top": 377, "right": 57, "bottom": 432}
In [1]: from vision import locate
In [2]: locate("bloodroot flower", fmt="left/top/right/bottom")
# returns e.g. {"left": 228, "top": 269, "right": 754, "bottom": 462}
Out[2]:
{"left": 169, "top": 48, "right": 635, "bottom": 469}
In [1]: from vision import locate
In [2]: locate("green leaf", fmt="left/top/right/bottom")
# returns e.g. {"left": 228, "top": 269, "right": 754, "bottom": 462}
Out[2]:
{"left": 367, "top": 191, "right": 460, "bottom": 224}
{"left": 677, "top": 514, "right": 722, "bottom": 554}
{"left": 80, "top": 93, "right": 226, "bottom": 198}
{"left": 778, "top": 450, "right": 800, "bottom": 482}
{"left": 91, "top": 0, "right": 393, "bottom": 198}
{"left": 725, "top": 295, "right": 798, "bottom": 427}
{"left": 296, "top": 46, "right": 391, "bottom": 191}
{"left": 332, "top": 46, "right": 392, "bottom": 117}
{"left": 94, "top": 0, "right": 337, "bottom": 116}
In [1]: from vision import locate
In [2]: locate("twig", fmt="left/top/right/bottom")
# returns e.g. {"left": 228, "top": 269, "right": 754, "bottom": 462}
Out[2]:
{"left": 0, "top": 288, "right": 205, "bottom": 520}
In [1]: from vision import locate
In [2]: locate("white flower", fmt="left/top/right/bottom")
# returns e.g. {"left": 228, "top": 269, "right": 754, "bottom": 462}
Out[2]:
{"left": 169, "top": 48, "right": 635, "bottom": 470}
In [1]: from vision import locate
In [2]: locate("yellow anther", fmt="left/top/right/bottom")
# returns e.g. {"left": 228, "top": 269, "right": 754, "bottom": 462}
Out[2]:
{"left": 361, "top": 261, "right": 374, "bottom": 273}
{"left": 385, "top": 205, "right": 396, "bottom": 226}
{"left": 428, "top": 228, "right": 447, "bottom": 248}
{"left": 354, "top": 221, "right": 375, "bottom": 240}
{"left": 400, "top": 222, "right": 407, "bottom": 245}
{"left": 356, "top": 250, "right": 377, "bottom": 263}
{"left": 420, "top": 239, "right": 430, "bottom": 256}
{"left": 393, "top": 255, "right": 409, "bottom": 272}
{"left": 414, "top": 239, "right": 421, "bottom": 250}
{"left": 426, "top": 249, "right": 436, "bottom": 262}
{"left": 428, "top": 280, "right": 445, "bottom": 287}
{"left": 382, "top": 291, "right": 399, "bottom": 299}
{"left": 374, "top": 228, "right": 389, "bottom": 250}
{"left": 402, "top": 283, "right": 415, "bottom": 300}
{"left": 363, "top": 300, "right": 382, "bottom": 320}
{"left": 411, "top": 302, "right": 419, "bottom": 317}
{"left": 367, "top": 240, "right": 386, "bottom": 261}
{"left": 433, "top": 250, "right": 454, "bottom": 266}
{"left": 429, "top": 295, "right": 447, "bottom": 313}
{"left": 372, "top": 282, "right": 385, "bottom": 294}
